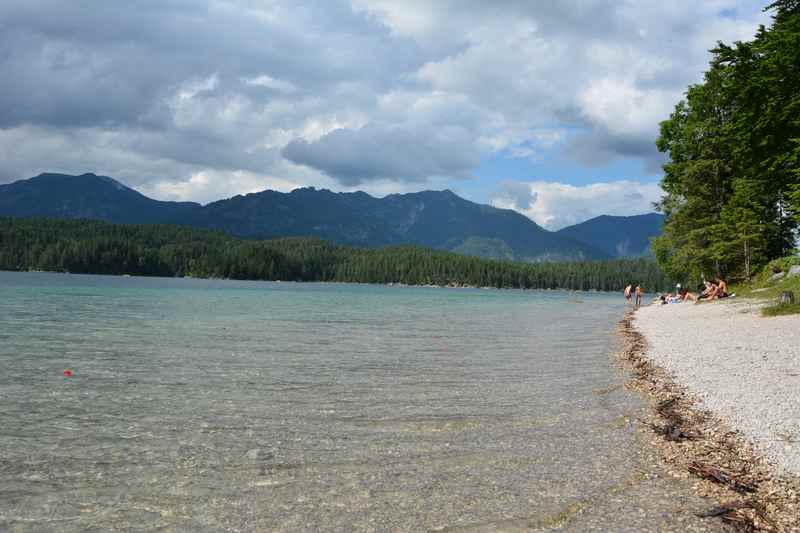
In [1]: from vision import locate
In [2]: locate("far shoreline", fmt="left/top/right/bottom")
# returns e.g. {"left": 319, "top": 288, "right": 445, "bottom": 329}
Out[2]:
{"left": 0, "top": 268, "right": 626, "bottom": 294}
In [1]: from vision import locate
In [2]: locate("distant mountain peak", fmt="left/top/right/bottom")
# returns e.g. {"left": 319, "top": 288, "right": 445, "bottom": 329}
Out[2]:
{"left": 1, "top": 172, "right": 200, "bottom": 224}
{"left": 557, "top": 212, "right": 665, "bottom": 258}
{"left": 33, "top": 171, "right": 130, "bottom": 191}
{"left": 0, "top": 172, "right": 647, "bottom": 262}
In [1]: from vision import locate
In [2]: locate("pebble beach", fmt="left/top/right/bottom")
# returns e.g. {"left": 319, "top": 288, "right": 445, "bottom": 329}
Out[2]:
{"left": 635, "top": 299, "right": 800, "bottom": 476}
{"left": 620, "top": 300, "right": 800, "bottom": 529}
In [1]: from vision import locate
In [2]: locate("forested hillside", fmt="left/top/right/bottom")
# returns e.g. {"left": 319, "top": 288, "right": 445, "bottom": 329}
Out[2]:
{"left": 0, "top": 218, "right": 670, "bottom": 291}
{"left": 654, "top": 0, "right": 800, "bottom": 282}
{"left": 0, "top": 173, "right": 602, "bottom": 262}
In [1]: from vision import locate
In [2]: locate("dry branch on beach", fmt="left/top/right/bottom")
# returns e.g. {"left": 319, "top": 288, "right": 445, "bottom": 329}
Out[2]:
{"left": 617, "top": 312, "right": 800, "bottom": 532}
{"left": 687, "top": 462, "right": 758, "bottom": 494}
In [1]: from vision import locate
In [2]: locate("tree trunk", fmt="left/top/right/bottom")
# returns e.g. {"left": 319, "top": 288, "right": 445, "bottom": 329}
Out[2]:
{"left": 744, "top": 239, "right": 751, "bottom": 280}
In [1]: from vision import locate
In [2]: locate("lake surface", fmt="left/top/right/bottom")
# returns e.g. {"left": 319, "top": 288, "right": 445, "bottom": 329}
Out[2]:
{"left": 0, "top": 272, "right": 722, "bottom": 531}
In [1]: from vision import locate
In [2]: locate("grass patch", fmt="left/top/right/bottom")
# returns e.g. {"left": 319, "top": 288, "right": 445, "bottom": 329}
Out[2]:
{"left": 714, "top": 256, "right": 800, "bottom": 315}
{"left": 731, "top": 271, "right": 800, "bottom": 300}
{"left": 729, "top": 259, "right": 800, "bottom": 316}
{"left": 762, "top": 301, "right": 800, "bottom": 317}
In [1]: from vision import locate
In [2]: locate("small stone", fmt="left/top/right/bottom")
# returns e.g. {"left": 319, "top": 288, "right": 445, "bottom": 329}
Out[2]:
{"left": 244, "top": 448, "right": 274, "bottom": 462}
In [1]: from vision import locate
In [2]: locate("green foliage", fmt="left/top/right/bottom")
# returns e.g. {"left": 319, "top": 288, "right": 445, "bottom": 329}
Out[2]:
{"left": 450, "top": 237, "right": 515, "bottom": 261}
{"left": 729, "top": 254, "right": 800, "bottom": 300}
{"left": 655, "top": 2, "right": 800, "bottom": 283}
{"left": 764, "top": 255, "right": 800, "bottom": 274}
{"left": 762, "top": 302, "right": 800, "bottom": 316}
{"left": 0, "top": 217, "right": 671, "bottom": 291}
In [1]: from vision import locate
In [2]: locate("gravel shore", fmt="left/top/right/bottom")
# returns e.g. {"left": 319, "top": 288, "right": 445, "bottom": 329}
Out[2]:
{"left": 635, "top": 299, "right": 800, "bottom": 476}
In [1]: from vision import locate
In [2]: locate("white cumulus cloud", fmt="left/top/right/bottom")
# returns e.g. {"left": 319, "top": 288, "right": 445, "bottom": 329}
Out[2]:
{"left": 493, "top": 180, "right": 664, "bottom": 230}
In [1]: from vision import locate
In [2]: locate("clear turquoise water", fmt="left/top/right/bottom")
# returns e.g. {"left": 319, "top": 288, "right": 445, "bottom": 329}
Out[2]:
{"left": 0, "top": 272, "right": 721, "bottom": 531}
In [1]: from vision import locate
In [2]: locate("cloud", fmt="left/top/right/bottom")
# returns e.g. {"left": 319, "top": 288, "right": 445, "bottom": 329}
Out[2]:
{"left": 492, "top": 180, "right": 664, "bottom": 230}
{"left": 495, "top": 181, "right": 538, "bottom": 210}
{"left": 0, "top": 0, "right": 769, "bottom": 201}
{"left": 579, "top": 77, "right": 680, "bottom": 138}
{"left": 242, "top": 74, "right": 299, "bottom": 94}
{"left": 0, "top": 124, "right": 328, "bottom": 204}
{"left": 565, "top": 129, "right": 668, "bottom": 172}
{"left": 0, "top": 0, "right": 423, "bottom": 192}
{"left": 137, "top": 169, "right": 302, "bottom": 204}
{"left": 282, "top": 123, "right": 479, "bottom": 185}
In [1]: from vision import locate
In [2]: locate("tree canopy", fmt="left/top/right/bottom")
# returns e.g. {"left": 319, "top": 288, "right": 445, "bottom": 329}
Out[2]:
{"left": 654, "top": 1, "right": 800, "bottom": 282}
{"left": 0, "top": 217, "right": 670, "bottom": 292}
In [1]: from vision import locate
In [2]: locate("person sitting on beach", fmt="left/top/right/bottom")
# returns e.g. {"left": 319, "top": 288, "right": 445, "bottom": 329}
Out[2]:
{"left": 624, "top": 283, "right": 632, "bottom": 304}
{"left": 711, "top": 278, "right": 729, "bottom": 299}
{"left": 659, "top": 292, "right": 679, "bottom": 304}
{"left": 679, "top": 287, "right": 698, "bottom": 302}
{"left": 697, "top": 281, "right": 717, "bottom": 300}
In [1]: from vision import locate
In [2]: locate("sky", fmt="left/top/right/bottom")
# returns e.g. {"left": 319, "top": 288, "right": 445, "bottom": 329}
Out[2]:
{"left": 0, "top": 1, "right": 770, "bottom": 229}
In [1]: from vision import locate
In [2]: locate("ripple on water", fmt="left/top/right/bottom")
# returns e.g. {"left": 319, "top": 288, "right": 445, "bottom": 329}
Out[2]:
{"left": 0, "top": 273, "right": 726, "bottom": 531}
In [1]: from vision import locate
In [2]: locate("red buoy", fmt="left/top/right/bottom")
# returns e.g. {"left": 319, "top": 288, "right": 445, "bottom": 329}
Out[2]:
{"left": 63, "top": 369, "right": 73, "bottom": 378}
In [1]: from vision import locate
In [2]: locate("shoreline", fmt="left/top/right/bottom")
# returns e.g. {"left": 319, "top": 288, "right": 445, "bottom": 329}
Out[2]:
{"left": 0, "top": 268, "right": 626, "bottom": 293}
{"left": 619, "top": 306, "right": 800, "bottom": 531}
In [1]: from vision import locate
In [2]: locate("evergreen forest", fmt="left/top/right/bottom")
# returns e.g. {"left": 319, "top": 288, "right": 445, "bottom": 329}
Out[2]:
{"left": 0, "top": 217, "right": 670, "bottom": 291}
{"left": 654, "top": 0, "right": 800, "bottom": 282}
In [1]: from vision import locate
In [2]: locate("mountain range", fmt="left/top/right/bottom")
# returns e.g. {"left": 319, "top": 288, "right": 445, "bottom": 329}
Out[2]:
{"left": 556, "top": 213, "right": 663, "bottom": 258}
{"left": 0, "top": 172, "right": 664, "bottom": 261}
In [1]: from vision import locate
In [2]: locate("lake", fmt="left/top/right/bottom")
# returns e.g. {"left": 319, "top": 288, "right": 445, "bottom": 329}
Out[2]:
{"left": 0, "top": 272, "right": 721, "bottom": 531}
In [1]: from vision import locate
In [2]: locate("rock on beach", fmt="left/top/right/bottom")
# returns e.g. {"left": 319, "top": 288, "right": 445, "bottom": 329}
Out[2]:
{"left": 635, "top": 299, "right": 800, "bottom": 475}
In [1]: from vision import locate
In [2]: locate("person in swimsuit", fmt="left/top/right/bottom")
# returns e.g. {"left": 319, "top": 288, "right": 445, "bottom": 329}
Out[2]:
{"left": 679, "top": 287, "right": 698, "bottom": 302}
{"left": 624, "top": 284, "right": 632, "bottom": 304}
{"left": 698, "top": 281, "right": 717, "bottom": 300}
{"left": 713, "top": 278, "right": 729, "bottom": 299}
{"left": 635, "top": 284, "right": 643, "bottom": 307}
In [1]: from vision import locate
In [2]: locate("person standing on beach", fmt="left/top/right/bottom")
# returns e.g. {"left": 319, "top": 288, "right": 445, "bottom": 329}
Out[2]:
{"left": 635, "top": 284, "right": 643, "bottom": 307}
{"left": 624, "top": 283, "right": 632, "bottom": 304}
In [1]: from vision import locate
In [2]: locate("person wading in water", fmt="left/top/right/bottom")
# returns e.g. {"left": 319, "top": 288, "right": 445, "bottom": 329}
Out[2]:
{"left": 624, "top": 283, "right": 633, "bottom": 305}
{"left": 635, "top": 284, "right": 643, "bottom": 308}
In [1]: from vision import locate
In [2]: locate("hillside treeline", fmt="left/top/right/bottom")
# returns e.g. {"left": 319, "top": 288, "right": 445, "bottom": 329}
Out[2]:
{"left": 655, "top": 0, "right": 800, "bottom": 282}
{"left": 0, "top": 218, "right": 670, "bottom": 291}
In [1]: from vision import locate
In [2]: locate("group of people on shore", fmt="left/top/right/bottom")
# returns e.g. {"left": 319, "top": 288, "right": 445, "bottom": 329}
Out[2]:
{"left": 623, "top": 283, "right": 643, "bottom": 307}
{"left": 657, "top": 278, "right": 730, "bottom": 305}
{"left": 624, "top": 278, "right": 730, "bottom": 307}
